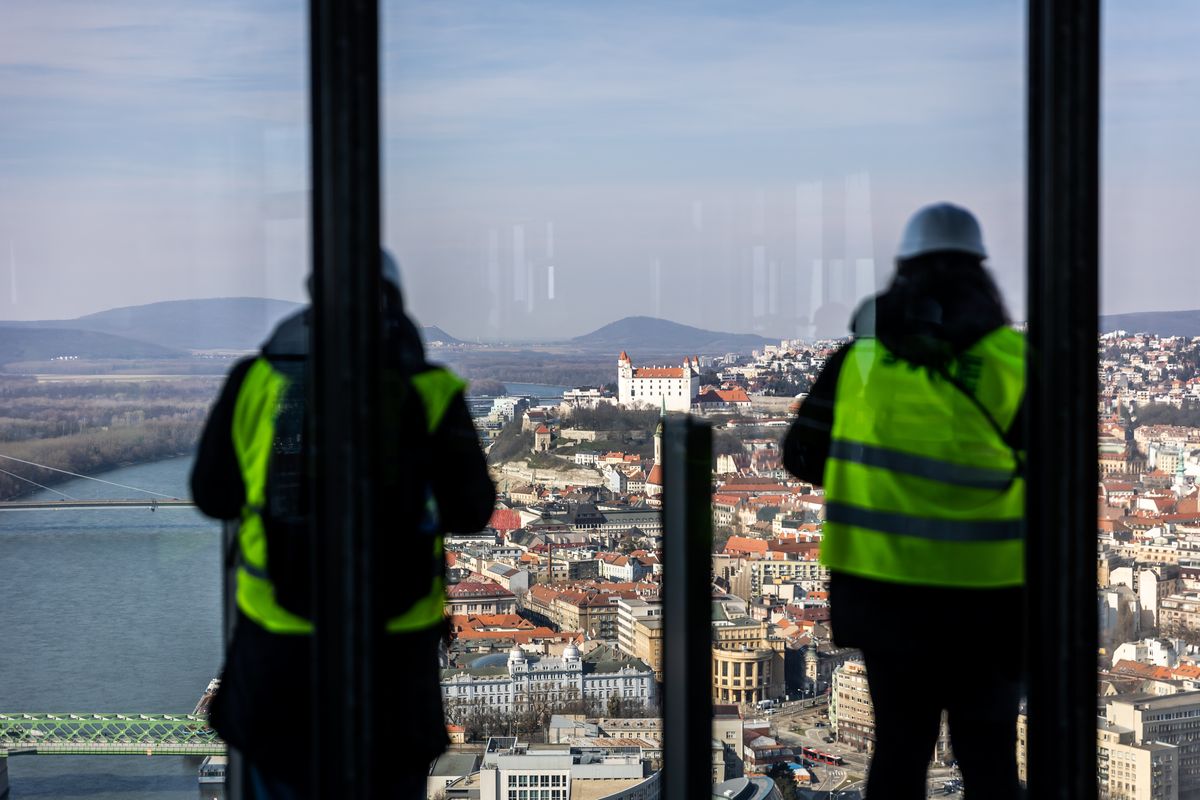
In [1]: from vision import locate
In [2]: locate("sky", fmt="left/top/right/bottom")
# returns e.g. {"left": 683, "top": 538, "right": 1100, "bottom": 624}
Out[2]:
{"left": 0, "top": 0, "right": 1197, "bottom": 341}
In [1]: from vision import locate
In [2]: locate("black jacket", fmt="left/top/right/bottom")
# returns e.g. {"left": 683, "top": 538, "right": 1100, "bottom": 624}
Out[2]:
{"left": 190, "top": 308, "right": 495, "bottom": 781}
{"left": 782, "top": 266, "right": 1024, "bottom": 655}
{"left": 191, "top": 311, "right": 495, "bottom": 532}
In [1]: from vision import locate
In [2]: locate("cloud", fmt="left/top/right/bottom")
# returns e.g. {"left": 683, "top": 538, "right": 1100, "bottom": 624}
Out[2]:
{"left": 0, "top": 0, "right": 309, "bottom": 321}
{"left": 2, "top": 0, "right": 1198, "bottom": 330}
{"left": 0, "top": 0, "right": 306, "bottom": 143}
{"left": 382, "top": 2, "right": 1025, "bottom": 148}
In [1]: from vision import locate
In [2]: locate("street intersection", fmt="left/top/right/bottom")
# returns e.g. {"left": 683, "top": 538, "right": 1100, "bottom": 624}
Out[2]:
{"left": 763, "top": 699, "right": 964, "bottom": 799}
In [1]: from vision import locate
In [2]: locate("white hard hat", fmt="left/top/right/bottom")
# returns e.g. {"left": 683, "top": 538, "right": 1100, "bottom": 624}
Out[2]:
{"left": 896, "top": 203, "right": 987, "bottom": 261}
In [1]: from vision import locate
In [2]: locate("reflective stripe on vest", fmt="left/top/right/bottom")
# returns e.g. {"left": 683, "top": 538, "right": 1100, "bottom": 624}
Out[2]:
{"left": 232, "top": 359, "right": 467, "bottom": 634}
{"left": 820, "top": 327, "right": 1026, "bottom": 588}
{"left": 386, "top": 368, "right": 466, "bottom": 634}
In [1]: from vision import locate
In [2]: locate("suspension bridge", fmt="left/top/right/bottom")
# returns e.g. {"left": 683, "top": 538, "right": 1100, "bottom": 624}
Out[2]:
{"left": 0, "top": 452, "right": 194, "bottom": 510}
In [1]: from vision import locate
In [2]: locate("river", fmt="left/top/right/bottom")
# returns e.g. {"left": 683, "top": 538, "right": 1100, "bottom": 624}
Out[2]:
{"left": 0, "top": 456, "right": 222, "bottom": 799}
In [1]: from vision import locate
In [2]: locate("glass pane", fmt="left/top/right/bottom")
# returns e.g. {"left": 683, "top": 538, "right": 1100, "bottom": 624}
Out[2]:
{"left": 384, "top": 3, "right": 1024, "bottom": 797}
{"left": 1097, "top": 2, "right": 1200, "bottom": 798}
{"left": 0, "top": 1, "right": 307, "bottom": 797}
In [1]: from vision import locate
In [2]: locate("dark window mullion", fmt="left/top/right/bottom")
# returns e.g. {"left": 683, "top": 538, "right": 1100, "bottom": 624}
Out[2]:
{"left": 1026, "top": 1, "right": 1101, "bottom": 797}
{"left": 309, "top": 0, "right": 384, "bottom": 795}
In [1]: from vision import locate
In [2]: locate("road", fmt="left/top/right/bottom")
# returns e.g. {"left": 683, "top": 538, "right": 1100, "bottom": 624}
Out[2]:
{"left": 766, "top": 698, "right": 964, "bottom": 799}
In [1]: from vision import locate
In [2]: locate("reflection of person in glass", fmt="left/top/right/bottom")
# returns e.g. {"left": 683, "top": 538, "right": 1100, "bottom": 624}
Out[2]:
{"left": 191, "top": 253, "right": 495, "bottom": 798}
{"left": 784, "top": 204, "right": 1025, "bottom": 799}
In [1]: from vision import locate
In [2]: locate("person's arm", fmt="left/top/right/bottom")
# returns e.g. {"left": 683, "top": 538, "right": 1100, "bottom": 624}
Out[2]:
{"left": 430, "top": 391, "right": 496, "bottom": 532}
{"left": 190, "top": 358, "right": 255, "bottom": 520}
{"left": 782, "top": 345, "right": 850, "bottom": 486}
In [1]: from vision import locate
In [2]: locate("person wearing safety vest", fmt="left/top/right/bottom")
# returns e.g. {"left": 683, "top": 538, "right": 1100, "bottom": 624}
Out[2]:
{"left": 191, "top": 253, "right": 495, "bottom": 799}
{"left": 784, "top": 204, "right": 1025, "bottom": 800}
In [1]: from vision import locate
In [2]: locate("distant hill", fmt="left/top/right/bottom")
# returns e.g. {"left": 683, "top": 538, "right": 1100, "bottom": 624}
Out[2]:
{"left": 1101, "top": 310, "right": 1200, "bottom": 338}
{"left": 571, "top": 316, "right": 775, "bottom": 354}
{"left": 422, "top": 326, "right": 463, "bottom": 345}
{"left": 70, "top": 297, "right": 302, "bottom": 350}
{"left": 0, "top": 298, "right": 302, "bottom": 351}
{"left": 0, "top": 327, "right": 185, "bottom": 366}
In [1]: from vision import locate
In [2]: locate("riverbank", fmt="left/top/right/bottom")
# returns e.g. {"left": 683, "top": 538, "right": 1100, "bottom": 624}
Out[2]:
{"left": 2, "top": 455, "right": 223, "bottom": 800}
{"left": 0, "top": 421, "right": 201, "bottom": 501}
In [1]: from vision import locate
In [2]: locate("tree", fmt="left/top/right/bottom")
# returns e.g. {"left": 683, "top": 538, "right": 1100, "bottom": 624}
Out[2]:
{"left": 446, "top": 696, "right": 508, "bottom": 742}
{"left": 712, "top": 430, "right": 747, "bottom": 458}
{"left": 561, "top": 685, "right": 589, "bottom": 717}
{"left": 1129, "top": 400, "right": 1200, "bottom": 430}
{"left": 712, "top": 527, "right": 735, "bottom": 554}
{"left": 767, "top": 762, "right": 799, "bottom": 800}
{"left": 487, "top": 418, "right": 534, "bottom": 464}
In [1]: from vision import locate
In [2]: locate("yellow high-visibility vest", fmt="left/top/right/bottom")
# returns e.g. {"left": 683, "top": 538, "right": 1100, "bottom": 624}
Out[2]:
{"left": 821, "top": 327, "right": 1026, "bottom": 588}
{"left": 231, "top": 359, "right": 466, "bottom": 634}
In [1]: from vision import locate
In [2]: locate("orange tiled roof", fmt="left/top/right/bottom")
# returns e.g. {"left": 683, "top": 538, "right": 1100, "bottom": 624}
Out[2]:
{"left": 716, "top": 388, "right": 751, "bottom": 403}
{"left": 489, "top": 508, "right": 524, "bottom": 531}
{"left": 725, "top": 536, "right": 769, "bottom": 554}
{"left": 646, "top": 464, "right": 663, "bottom": 486}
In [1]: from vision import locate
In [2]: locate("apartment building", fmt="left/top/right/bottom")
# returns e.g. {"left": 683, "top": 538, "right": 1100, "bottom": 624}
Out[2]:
{"left": 1107, "top": 692, "right": 1200, "bottom": 797}
{"left": 615, "top": 597, "right": 664, "bottom": 681}
{"left": 1160, "top": 594, "right": 1200, "bottom": 635}
{"left": 830, "top": 660, "right": 875, "bottom": 753}
{"left": 830, "top": 660, "right": 951, "bottom": 761}
{"left": 1098, "top": 720, "right": 1178, "bottom": 800}
{"left": 729, "top": 559, "right": 830, "bottom": 601}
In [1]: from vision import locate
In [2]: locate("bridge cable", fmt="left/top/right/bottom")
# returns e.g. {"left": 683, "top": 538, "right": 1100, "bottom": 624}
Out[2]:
{"left": 0, "top": 453, "right": 177, "bottom": 499}
{"left": 0, "top": 466, "right": 77, "bottom": 500}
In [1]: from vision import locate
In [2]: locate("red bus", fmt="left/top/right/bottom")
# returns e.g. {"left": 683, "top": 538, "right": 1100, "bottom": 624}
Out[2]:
{"left": 800, "top": 746, "right": 845, "bottom": 766}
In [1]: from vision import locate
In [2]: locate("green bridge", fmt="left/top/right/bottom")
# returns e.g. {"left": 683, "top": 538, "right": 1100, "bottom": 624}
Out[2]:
{"left": 0, "top": 713, "right": 225, "bottom": 757}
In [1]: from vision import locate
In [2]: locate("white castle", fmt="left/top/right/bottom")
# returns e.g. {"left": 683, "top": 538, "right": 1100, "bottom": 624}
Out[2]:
{"left": 617, "top": 351, "right": 700, "bottom": 413}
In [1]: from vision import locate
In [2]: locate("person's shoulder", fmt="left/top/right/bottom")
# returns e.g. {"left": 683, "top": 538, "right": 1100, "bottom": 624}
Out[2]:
{"left": 261, "top": 308, "right": 310, "bottom": 358}
{"left": 820, "top": 341, "right": 854, "bottom": 372}
{"left": 414, "top": 361, "right": 466, "bottom": 386}
{"left": 220, "top": 356, "right": 260, "bottom": 393}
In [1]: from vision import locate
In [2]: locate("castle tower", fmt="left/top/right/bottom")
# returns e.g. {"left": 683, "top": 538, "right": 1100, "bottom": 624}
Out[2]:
{"left": 618, "top": 351, "right": 633, "bottom": 406}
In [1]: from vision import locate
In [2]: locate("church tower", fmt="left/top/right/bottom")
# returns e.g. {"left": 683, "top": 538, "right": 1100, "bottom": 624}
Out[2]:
{"left": 646, "top": 403, "right": 664, "bottom": 502}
